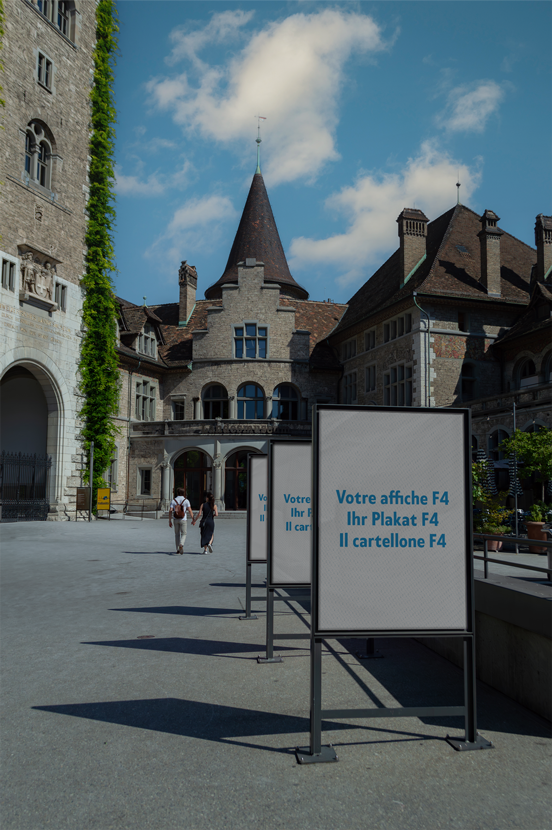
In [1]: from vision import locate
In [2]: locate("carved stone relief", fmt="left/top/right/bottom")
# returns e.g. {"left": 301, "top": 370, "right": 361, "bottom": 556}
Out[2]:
{"left": 19, "top": 251, "right": 55, "bottom": 303}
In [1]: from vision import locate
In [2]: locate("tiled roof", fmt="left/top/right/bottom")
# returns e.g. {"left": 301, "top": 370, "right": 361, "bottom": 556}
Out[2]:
{"left": 333, "top": 205, "right": 536, "bottom": 337}
{"left": 493, "top": 281, "right": 552, "bottom": 347}
{"left": 204, "top": 172, "right": 309, "bottom": 301}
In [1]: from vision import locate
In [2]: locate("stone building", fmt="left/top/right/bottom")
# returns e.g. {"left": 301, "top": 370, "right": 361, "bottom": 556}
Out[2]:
{"left": 329, "top": 205, "right": 552, "bottom": 493}
{"left": 0, "top": 0, "right": 95, "bottom": 519}
{"left": 113, "top": 171, "right": 346, "bottom": 512}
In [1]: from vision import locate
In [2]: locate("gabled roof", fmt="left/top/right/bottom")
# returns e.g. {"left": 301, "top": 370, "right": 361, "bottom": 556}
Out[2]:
{"left": 204, "top": 172, "right": 309, "bottom": 301}
{"left": 333, "top": 204, "right": 536, "bottom": 337}
{"left": 493, "top": 281, "right": 552, "bottom": 347}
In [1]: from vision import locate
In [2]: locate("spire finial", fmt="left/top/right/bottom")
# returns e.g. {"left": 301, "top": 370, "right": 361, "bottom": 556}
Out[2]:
{"left": 456, "top": 172, "right": 461, "bottom": 205}
{"left": 254, "top": 115, "right": 266, "bottom": 173}
{"left": 143, "top": 296, "right": 147, "bottom": 307}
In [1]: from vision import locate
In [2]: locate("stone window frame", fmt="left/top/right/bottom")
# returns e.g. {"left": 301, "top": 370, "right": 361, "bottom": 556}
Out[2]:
{"left": 108, "top": 445, "right": 119, "bottom": 492}
{"left": 35, "top": 0, "right": 78, "bottom": 43}
{"left": 364, "top": 329, "right": 376, "bottom": 352}
{"left": 37, "top": 50, "right": 54, "bottom": 92}
{"left": 23, "top": 120, "right": 57, "bottom": 194}
{"left": 135, "top": 379, "right": 157, "bottom": 421}
{"left": 517, "top": 357, "right": 538, "bottom": 389}
{"left": 233, "top": 322, "right": 269, "bottom": 360}
{"left": 1, "top": 252, "right": 18, "bottom": 294}
{"left": 342, "top": 337, "right": 357, "bottom": 361}
{"left": 54, "top": 280, "right": 67, "bottom": 312}
{"left": 138, "top": 322, "right": 157, "bottom": 358}
{"left": 343, "top": 371, "right": 357, "bottom": 404}
{"left": 237, "top": 382, "right": 266, "bottom": 419}
{"left": 172, "top": 398, "right": 186, "bottom": 421}
{"left": 202, "top": 384, "right": 229, "bottom": 419}
{"left": 271, "top": 383, "right": 300, "bottom": 420}
{"left": 383, "top": 362, "right": 413, "bottom": 406}
{"left": 365, "top": 363, "right": 376, "bottom": 394}
{"left": 384, "top": 313, "right": 412, "bottom": 343}
{"left": 137, "top": 466, "right": 152, "bottom": 497}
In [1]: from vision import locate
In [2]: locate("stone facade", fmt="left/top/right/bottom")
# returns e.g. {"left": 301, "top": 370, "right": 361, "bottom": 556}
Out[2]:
{"left": 0, "top": 0, "right": 96, "bottom": 519}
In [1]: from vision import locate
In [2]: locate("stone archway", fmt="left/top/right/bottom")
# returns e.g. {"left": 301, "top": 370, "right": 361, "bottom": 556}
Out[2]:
{"left": 173, "top": 449, "right": 213, "bottom": 511}
{"left": 0, "top": 357, "right": 65, "bottom": 511}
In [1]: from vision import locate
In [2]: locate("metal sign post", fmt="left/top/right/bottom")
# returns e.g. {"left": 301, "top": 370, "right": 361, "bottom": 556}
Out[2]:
{"left": 240, "top": 454, "right": 268, "bottom": 621}
{"left": 258, "top": 440, "right": 311, "bottom": 663}
{"left": 296, "top": 404, "right": 492, "bottom": 765}
{"left": 88, "top": 441, "right": 94, "bottom": 522}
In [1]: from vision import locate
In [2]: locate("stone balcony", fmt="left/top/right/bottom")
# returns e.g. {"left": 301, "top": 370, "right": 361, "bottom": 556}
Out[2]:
{"left": 130, "top": 418, "right": 312, "bottom": 439}
{"left": 469, "top": 381, "right": 552, "bottom": 420}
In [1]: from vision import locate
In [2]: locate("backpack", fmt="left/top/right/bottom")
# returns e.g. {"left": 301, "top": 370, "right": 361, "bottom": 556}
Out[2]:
{"left": 174, "top": 498, "right": 185, "bottom": 519}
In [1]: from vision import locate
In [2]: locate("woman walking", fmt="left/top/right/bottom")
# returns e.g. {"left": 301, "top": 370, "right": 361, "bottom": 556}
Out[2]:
{"left": 193, "top": 491, "right": 217, "bottom": 554}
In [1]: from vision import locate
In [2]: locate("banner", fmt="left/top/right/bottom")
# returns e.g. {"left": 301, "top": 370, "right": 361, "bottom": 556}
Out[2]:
{"left": 269, "top": 441, "right": 311, "bottom": 586}
{"left": 314, "top": 406, "right": 470, "bottom": 635}
{"left": 247, "top": 454, "right": 268, "bottom": 563}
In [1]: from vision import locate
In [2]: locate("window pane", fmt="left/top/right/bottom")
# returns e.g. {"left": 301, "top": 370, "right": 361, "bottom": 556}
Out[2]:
{"left": 258, "top": 327, "right": 267, "bottom": 337}
{"left": 398, "top": 318, "right": 404, "bottom": 337}
{"left": 405, "top": 314, "right": 412, "bottom": 333}
{"left": 258, "top": 339, "right": 267, "bottom": 358}
{"left": 245, "top": 324, "right": 256, "bottom": 337}
{"left": 235, "top": 339, "right": 243, "bottom": 358}
{"left": 235, "top": 327, "right": 243, "bottom": 337}
{"left": 245, "top": 339, "right": 256, "bottom": 358}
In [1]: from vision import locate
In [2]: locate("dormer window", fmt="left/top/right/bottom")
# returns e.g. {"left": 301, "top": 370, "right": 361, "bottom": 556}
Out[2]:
{"left": 138, "top": 323, "right": 157, "bottom": 358}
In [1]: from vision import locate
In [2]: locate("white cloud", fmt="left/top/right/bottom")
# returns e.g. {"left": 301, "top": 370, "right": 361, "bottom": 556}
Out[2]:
{"left": 115, "top": 160, "right": 194, "bottom": 197}
{"left": 167, "top": 10, "right": 255, "bottom": 68}
{"left": 438, "top": 81, "right": 505, "bottom": 133}
{"left": 146, "top": 194, "right": 238, "bottom": 269}
{"left": 147, "top": 9, "right": 389, "bottom": 185}
{"left": 288, "top": 142, "right": 481, "bottom": 289}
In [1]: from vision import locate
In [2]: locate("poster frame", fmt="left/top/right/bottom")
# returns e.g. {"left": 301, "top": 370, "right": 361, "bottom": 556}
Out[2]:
{"left": 267, "top": 439, "right": 312, "bottom": 591}
{"left": 246, "top": 453, "right": 268, "bottom": 564}
{"left": 311, "top": 403, "right": 474, "bottom": 640}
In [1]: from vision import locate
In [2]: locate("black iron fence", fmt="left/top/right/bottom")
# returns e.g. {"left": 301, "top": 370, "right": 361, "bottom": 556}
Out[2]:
{"left": 0, "top": 451, "right": 52, "bottom": 522}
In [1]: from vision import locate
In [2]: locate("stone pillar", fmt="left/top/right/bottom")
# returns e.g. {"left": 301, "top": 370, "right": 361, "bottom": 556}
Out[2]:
{"left": 266, "top": 395, "right": 273, "bottom": 419}
{"left": 229, "top": 395, "right": 236, "bottom": 419}
{"left": 213, "top": 460, "right": 223, "bottom": 512}
{"left": 193, "top": 397, "right": 201, "bottom": 419}
{"left": 161, "top": 461, "right": 170, "bottom": 510}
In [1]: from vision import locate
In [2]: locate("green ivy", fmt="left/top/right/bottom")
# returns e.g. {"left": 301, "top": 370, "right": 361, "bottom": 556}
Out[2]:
{"left": 79, "top": 0, "right": 120, "bottom": 500}
{"left": 0, "top": 0, "right": 4, "bottom": 111}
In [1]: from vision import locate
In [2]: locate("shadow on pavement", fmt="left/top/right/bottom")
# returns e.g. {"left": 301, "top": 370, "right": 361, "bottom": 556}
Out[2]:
{"left": 32, "top": 698, "right": 442, "bottom": 753}
{"left": 123, "top": 550, "right": 205, "bottom": 557}
{"left": 110, "top": 605, "right": 242, "bottom": 617}
{"left": 82, "top": 636, "right": 302, "bottom": 657}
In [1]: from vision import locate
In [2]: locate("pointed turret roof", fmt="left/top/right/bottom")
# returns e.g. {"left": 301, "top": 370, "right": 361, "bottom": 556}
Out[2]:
{"left": 204, "top": 172, "right": 309, "bottom": 300}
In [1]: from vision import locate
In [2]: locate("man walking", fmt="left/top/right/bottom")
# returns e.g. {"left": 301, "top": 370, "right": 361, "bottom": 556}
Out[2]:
{"left": 169, "top": 488, "right": 194, "bottom": 554}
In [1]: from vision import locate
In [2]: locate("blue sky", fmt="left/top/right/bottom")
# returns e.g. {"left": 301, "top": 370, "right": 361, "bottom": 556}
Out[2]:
{"left": 113, "top": 1, "right": 551, "bottom": 306}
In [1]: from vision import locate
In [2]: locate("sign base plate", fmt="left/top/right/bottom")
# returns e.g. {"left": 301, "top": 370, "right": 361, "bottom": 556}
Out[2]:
{"left": 446, "top": 733, "right": 493, "bottom": 751}
{"left": 239, "top": 615, "right": 258, "bottom": 621}
{"left": 295, "top": 745, "right": 338, "bottom": 765}
{"left": 257, "top": 655, "right": 283, "bottom": 663}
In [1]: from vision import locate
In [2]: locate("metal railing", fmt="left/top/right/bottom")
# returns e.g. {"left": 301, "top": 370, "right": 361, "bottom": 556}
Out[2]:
{"left": 473, "top": 532, "right": 552, "bottom": 581}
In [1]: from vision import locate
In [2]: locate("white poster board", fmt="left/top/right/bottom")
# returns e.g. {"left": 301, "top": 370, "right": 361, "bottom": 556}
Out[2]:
{"left": 269, "top": 441, "right": 312, "bottom": 587}
{"left": 315, "top": 406, "right": 469, "bottom": 634}
{"left": 247, "top": 454, "right": 268, "bottom": 563}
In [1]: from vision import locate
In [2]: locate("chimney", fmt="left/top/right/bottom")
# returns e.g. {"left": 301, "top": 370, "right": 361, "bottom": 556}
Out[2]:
{"left": 535, "top": 214, "right": 552, "bottom": 282}
{"left": 178, "top": 261, "right": 197, "bottom": 326}
{"left": 397, "top": 208, "right": 428, "bottom": 286}
{"left": 478, "top": 210, "right": 503, "bottom": 297}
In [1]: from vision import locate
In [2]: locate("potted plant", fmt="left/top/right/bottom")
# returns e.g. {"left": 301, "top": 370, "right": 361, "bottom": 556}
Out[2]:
{"left": 473, "top": 492, "right": 514, "bottom": 551}
{"left": 525, "top": 501, "right": 552, "bottom": 553}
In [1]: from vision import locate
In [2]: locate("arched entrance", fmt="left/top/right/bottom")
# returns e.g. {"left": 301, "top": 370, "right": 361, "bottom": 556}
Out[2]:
{"left": 0, "top": 365, "right": 53, "bottom": 520}
{"left": 173, "top": 450, "right": 212, "bottom": 509}
{"left": 224, "top": 449, "right": 254, "bottom": 510}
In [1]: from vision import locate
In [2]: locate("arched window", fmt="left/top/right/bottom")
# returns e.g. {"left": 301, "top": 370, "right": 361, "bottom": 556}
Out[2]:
{"left": 272, "top": 384, "right": 299, "bottom": 420}
{"left": 37, "top": 142, "right": 49, "bottom": 187}
{"left": 25, "top": 133, "right": 32, "bottom": 175}
{"left": 518, "top": 359, "right": 537, "bottom": 389}
{"left": 543, "top": 352, "right": 552, "bottom": 384}
{"left": 488, "top": 429, "right": 509, "bottom": 462}
{"left": 202, "top": 385, "right": 229, "bottom": 419}
{"left": 237, "top": 384, "right": 264, "bottom": 419}
{"left": 24, "top": 122, "right": 54, "bottom": 191}
{"left": 461, "top": 363, "right": 476, "bottom": 401}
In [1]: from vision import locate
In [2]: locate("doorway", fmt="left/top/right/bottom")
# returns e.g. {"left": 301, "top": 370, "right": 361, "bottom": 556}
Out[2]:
{"left": 173, "top": 450, "right": 212, "bottom": 510}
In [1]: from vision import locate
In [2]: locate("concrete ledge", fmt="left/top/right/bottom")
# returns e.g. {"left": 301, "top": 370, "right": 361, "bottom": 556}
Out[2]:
{"left": 421, "top": 575, "right": 552, "bottom": 721}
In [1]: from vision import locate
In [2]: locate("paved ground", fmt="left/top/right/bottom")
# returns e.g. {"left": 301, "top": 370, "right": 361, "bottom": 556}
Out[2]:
{"left": 1, "top": 518, "right": 551, "bottom": 830}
